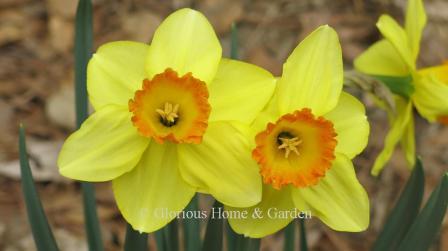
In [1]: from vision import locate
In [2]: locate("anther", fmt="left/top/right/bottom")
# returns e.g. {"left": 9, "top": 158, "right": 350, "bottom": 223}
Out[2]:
{"left": 156, "top": 102, "right": 179, "bottom": 127}
{"left": 278, "top": 137, "right": 302, "bottom": 158}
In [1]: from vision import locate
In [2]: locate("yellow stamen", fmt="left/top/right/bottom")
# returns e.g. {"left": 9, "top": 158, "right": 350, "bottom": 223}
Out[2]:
{"left": 278, "top": 137, "right": 302, "bottom": 158}
{"left": 156, "top": 102, "right": 179, "bottom": 124}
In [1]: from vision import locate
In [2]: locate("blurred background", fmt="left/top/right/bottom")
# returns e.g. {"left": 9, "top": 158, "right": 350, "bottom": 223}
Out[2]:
{"left": 0, "top": 0, "right": 447, "bottom": 250}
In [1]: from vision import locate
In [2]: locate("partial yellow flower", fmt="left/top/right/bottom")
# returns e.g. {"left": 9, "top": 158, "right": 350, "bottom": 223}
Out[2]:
{"left": 354, "top": 0, "right": 448, "bottom": 175}
{"left": 58, "top": 8, "right": 276, "bottom": 233}
{"left": 227, "top": 26, "right": 370, "bottom": 237}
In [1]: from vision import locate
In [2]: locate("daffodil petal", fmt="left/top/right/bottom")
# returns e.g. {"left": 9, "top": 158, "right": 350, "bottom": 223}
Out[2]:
{"left": 400, "top": 113, "right": 416, "bottom": 168}
{"left": 372, "top": 96, "right": 412, "bottom": 175}
{"left": 146, "top": 8, "right": 221, "bottom": 84}
{"left": 58, "top": 105, "right": 149, "bottom": 181}
{"left": 88, "top": 41, "right": 149, "bottom": 110}
{"left": 227, "top": 185, "right": 295, "bottom": 238}
{"left": 276, "top": 25, "right": 343, "bottom": 116}
{"left": 325, "top": 92, "right": 369, "bottom": 159}
{"left": 376, "top": 15, "right": 414, "bottom": 70}
{"left": 354, "top": 39, "right": 410, "bottom": 76}
{"left": 113, "top": 142, "right": 195, "bottom": 233}
{"left": 178, "top": 121, "right": 261, "bottom": 207}
{"left": 405, "top": 0, "right": 427, "bottom": 60}
{"left": 292, "top": 154, "right": 369, "bottom": 232}
{"left": 250, "top": 91, "right": 284, "bottom": 142}
{"left": 413, "top": 66, "right": 448, "bottom": 121}
{"left": 208, "top": 59, "right": 276, "bottom": 124}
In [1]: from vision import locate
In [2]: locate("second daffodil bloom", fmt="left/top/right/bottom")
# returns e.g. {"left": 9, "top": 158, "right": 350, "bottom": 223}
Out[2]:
{"left": 355, "top": 0, "right": 448, "bottom": 175}
{"left": 227, "top": 26, "right": 370, "bottom": 237}
{"left": 57, "top": 9, "right": 276, "bottom": 232}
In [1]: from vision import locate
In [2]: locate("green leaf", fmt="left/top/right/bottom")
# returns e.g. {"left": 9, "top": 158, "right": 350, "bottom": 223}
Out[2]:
{"left": 74, "top": 1, "right": 104, "bottom": 250}
{"left": 231, "top": 22, "right": 238, "bottom": 60}
{"left": 236, "top": 237, "right": 260, "bottom": 251}
{"left": 397, "top": 172, "right": 448, "bottom": 251}
{"left": 19, "top": 125, "right": 59, "bottom": 251}
{"left": 225, "top": 221, "right": 238, "bottom": 251}
{"left": 124, "top": 224, "right": 148, "bottom": 251}
{"left": 75, "top": 0, "right": 93, "bottom": 127}
{"left": 154, "top": 229, "right": 166, "bottom": 251}
{"left": 183, "top": 195, "right": 201, "bottom": 251}
{"left": 164, "top": 219, "right": 179, "bottom": 251}
{"left": 283, "top": 221, "right": 295, "bottom": 251}
{"left": 299, "top": 219, "right": 308, "bottom": 251}
{"left": 371, "top": 158, "right": 424, "bottom": 251}
{"left": 373, "top": 75, "right": 414, "bottom": 99}
{"left": 202, "top": 200, "right": 223, "bottom": 251}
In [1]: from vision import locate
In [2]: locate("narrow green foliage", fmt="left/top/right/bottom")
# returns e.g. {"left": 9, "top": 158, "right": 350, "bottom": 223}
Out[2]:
{"left": 299, "top": 219, "right": 307, "bottom": 251}
{"left": 226, "top": 221, "right": 238, "bottom": 251}
{"left": 371, "top": 159, "right": 424, "bottom": 251}
{"left": 74, "top": 0, "right": 93, "bottom": 127}
{"left": 154, "top": 229, "right": 166, "bottom": 251}
{"left": 283, "top": 221, "right": 295, "bottom": 251}
{"left": 231, "top": 23, "right": 239, "bottom": 60}
{"left": 164, "top": 219, "right": 179, "bottom": 251}
{"left": 19, "top": 126, "right": 59, "bottom": 251}
{"left": 236, "top": 236, "right": 260, "bottom": 251}
{"left": 124, "top": 224, "right": 148, "bottom": 251}
{"left": 397, "top": 172, "right": 448, "bottom": 251}
{"left": 183, "top": 195, "right": 201, "bottom": 251}
{"left": 74, "top": 1, "right": 103, "bottom": 250}
{"left": 202, "top": 200, "right": 224, "bottom": 251}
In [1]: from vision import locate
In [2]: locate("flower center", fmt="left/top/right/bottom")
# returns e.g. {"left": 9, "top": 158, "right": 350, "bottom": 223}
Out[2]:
{"left": 252, "top": 108, "right": 337, "bottom": 189}
{"left": 277, "top": 133, "right": 302, "bottom": 158}
{"left": 129, "top": 68, "right": 211, "bottom": 144}
{"left": 156, "top": 102, "right": 180, "bottom": 127}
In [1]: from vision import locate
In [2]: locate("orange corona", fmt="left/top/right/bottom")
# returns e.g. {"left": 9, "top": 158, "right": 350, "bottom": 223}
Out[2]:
{"left": 129, "top": 68, "right": 211, "bottom": 144}
{"left": 253, "top": 108, "right": 337, "bottom": 189}
{"left": 438, "top": 115, "right": 448, "bottom": 126}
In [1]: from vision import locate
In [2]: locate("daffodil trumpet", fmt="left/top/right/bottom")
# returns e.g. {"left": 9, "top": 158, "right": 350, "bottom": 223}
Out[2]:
{"left": 58, "top": 8, "right": 276, "bottom": 233}
{"left": 355, "top": 0, "right": 448, "bottom": 175}
{"left": 226, "top": 25, "right": 370, "bottom": 238}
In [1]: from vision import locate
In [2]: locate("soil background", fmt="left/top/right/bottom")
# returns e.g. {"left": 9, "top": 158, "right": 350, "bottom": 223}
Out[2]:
{"left": 0, "top": 0, "right": 447, "bottom": 250}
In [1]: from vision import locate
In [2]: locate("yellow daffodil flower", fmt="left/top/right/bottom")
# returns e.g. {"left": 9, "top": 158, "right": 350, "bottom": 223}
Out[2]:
{"left": 226, "top": 26, "right": 370, "bottom": 237}
{"left": 354, "top": 0, "right": 448, "bottom": 175}
{"left": 57, "top": 8, "right": 276, "bottom": 233}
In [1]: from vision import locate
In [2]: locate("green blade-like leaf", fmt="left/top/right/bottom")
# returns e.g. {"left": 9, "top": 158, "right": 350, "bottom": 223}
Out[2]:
{"left": 74, "top": 0, "right": 104, "bottom": 250}
{"left": 226, "top": 220, "right": 238, "bottom": 251}
{"left": 154, "top": 229, "right": 166, "bottom": 251}
{"left": 299, "top": 219, "right": 307, "bottom": 251}
{"left": 236, "top": 236, "right": 260, "bottom": 251}
{"left": 183, "top": 195, "right": 201, "bottom": 251}
{"left": 164, "top": 219, "right": 179, "bottom": 251}
{"left": 19, "top": 125, "right": 59, "bottom": 251}
{"left": 283, "top": 220, "right": 295, "bottom": 251}
{"left": 202, "top": 200, "right": 223, "bottom": 251}
{"left": 124, "top": 224, "right": 148, "bottom": 251}
{"left": 373, "top": 75, "right": 414, "bottom": 99}
{"left": 397, "top": 172, "right": 448, "bottom": 251}
{"left": 371, "top": 158, "right": 424, "bottom": 251}
{"left": 231, "top": 22, "right": 238, "bottom": 60}
{"left": 75, "top": 0, "right": 92, "bottom": 126}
